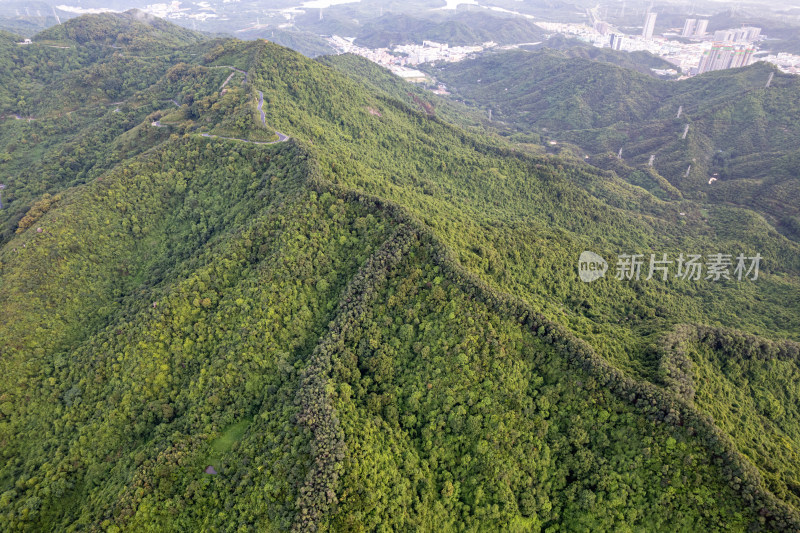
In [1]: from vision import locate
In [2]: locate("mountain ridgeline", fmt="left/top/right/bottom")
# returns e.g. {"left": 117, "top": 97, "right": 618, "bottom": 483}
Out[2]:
{"left": 353, "top": 12, "right": 547, "bottom": 49}
{"left": 428, "top": 48, "right": 800, "bottom": 239}
{"left": 1, "top": 12, "right": 800, "bottom": 532}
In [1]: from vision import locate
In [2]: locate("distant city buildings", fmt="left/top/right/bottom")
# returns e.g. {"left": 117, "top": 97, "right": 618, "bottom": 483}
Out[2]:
{"left": 713, "top": 27, "right": 761, "bottom": 43}
{"left": 642, "top": 12, "right": 657, "bottom": 40}
{"left": 396, "top": 40, "right": 494, "bottom": 65}
{"left": 537, "top": 17, "right": 773, "bottom": 77}
{"left": 538, "top": 20, "right": 711, "bottom": 73}
{"left": 698, "top": 42, "right": 755, "bottom": 73}
{"left": 322, "top": 11, "right": 785, "bottom": 81}
{"left": 325, "top": 35, "right": 496, "bottom": 75}
{"left": 762, "top": 52, "right": 800, "bottom": 74}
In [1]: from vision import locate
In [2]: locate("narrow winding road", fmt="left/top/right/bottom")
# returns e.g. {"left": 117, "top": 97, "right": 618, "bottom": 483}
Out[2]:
{"left": 145, "top": 68, "right": 288, "bottom": 145}
{"left": 210, "top": 65, "right": 248, "bottom": 85}
{"left": 183, "top": 91, "right": 289, "bottom": 145}
{"left": 258, "top": 91, "right": 289, "bottom": 142}
{"left": 199, "top": 132, "right": 286, "bottom": 145}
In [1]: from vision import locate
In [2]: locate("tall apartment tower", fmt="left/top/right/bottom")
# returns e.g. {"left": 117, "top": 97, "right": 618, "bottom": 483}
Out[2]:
{"left": 694, "top": 19, "right": 709, "bottom": 36}
{"left": 682, "top": 19, "right": 696, "bottom": 37}
{"left": 743, "top": 26, "right": 761, "bottom": 41}
{"left": 610, "top": 33, "right": 625, "bottom": 50}
{"left": 698, "top": 43, "right": 755, "bottom": 74}
{"left": 642, "top": 12, "right": 657, "bottom": 39}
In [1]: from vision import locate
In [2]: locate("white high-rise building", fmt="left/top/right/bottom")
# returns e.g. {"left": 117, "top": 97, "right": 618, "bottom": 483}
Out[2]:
{"left": 695, "top": 19, "right": 709, "bottom": 36}
{"left": 743, "top": 26, "right": 761, "bottom": 41}
{"left": 642, "top": 12, "right": 657, "bottom": 39}
{"left": 698, "top": 43, "right": 755, "bottom": 73}
{"left": 714, "top": 27, "right": 761, "bottom": 43}
{"left": 682, "top": 18, "right": 696, "bottom": 37}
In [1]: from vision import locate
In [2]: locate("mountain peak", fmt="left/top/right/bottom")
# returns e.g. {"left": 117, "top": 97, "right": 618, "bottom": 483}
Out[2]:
{"left": 34, "top": 9, "right": 206, "bottom": 49}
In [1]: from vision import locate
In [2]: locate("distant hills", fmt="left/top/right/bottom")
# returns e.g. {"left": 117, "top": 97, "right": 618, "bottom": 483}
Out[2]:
{"left": 353, "top": 12, "right": 547, "bottom": 48}
{"left": 429, "top": 48, "right": 800, "bottom": 239}
{"left": 528, "top": 35, "right": 678, "bottom": 75}
{"left": 1, "top": 11, "right": 799, "bottom": 532}
{"left": 235, "top": 27, "right": 335, "bottom": 58}
{"left": 284, "top": 9, "right": 546, "bottom": 50}
{"left": 35, "top": 9, "right": 206, "bottom": 50}
{"left": 0, "top": 0, "right": 58, "bottom": 36}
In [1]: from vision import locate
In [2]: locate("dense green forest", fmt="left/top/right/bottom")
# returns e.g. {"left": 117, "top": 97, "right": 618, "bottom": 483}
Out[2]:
{"left": 1, "top": 11, "right": 799, "bottom": 532}
{"left": 427, "top": 48, "right": 800, "bottom": 239}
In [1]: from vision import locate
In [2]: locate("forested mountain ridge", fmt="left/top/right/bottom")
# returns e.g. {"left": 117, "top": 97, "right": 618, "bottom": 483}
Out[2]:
{"left": 353, "top": 12, "right": 547, "bottom": 49}
{"left": 1, "top": 12, "right": 800, "bottom": 531}
{"left": 428, "top": 49, "right": 800, "bottom": 239}
{"left": 0, "top": 17, "right": 268, "bottom": 244}
{"left": 34, "top": 9, "right": 207, "bottom": 50}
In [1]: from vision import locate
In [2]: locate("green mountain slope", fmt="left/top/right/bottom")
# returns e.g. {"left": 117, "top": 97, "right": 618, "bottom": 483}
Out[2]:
{"left": 0, "top": 18, "right": 273, "bottom": 244}
{"left": 1, "top": 14, "right": 800, "bottom": 532}
{"left": 324, "top": 238, "right": 773, "bottom": 531}
{"left": 428, "top": 49, "right": 800, "bottom": 238}
{"left": 657, "top": 326, "right": 800, "bottom": 511}
{"left": 316, "top": 53, "right": 489, "bottom": 132}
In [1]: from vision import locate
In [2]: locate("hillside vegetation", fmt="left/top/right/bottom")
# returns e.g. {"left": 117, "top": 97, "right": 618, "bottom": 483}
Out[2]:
{"left": 1, "top": 12, "right": 799, "bottom": 532}
{"left": 428, "top": 48, "right": 800, "bottom": 238}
